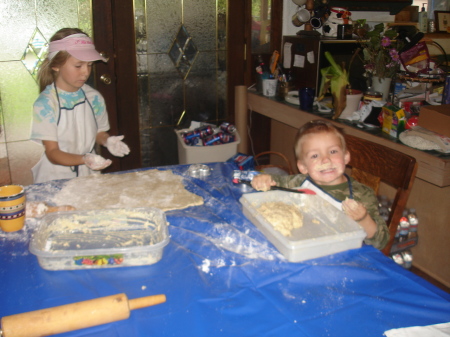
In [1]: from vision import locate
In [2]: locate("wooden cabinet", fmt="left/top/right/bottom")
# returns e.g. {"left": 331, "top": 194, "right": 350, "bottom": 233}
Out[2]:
{"left": 328, "top": 0, "right": 413, "bottom": 15}
{"left": 282, "top": 36, "right": 367, "bottom": 94}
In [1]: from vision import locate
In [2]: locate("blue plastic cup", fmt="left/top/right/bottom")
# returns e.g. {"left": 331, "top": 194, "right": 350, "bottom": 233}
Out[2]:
{"left": 299, "top": 88, "right": 315, "bottom": 111}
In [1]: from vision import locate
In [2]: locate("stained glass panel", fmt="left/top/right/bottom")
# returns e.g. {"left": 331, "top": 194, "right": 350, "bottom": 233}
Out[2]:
{"left": 21, "top": 29, "right": 48, "bottom": 80}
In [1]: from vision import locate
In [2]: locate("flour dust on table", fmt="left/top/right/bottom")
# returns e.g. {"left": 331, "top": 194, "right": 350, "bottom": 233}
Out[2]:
{"left": 51, "top": 169, "right": 204, "bottom": 211}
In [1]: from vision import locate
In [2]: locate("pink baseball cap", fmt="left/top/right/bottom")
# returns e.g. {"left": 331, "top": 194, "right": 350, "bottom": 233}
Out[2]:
{"left": 48, "top": 33, "right": 107, "bottom": 62}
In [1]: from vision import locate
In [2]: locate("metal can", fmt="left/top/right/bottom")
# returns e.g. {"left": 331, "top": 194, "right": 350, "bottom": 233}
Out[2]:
{"left": 185, "top": 137, "right": 200, "bottom": 146}
{"left": 197, "top": 125, "right": 214, "bottom": 138}
{"left": 181, "top": 130, "right": 200, "bottom": 144}
{"left": 218, "top": 132, "right": 235, "bottom": 144}
{"left": 202, "top": 134, "right": 222, "bottom": 146}
{"left": 401, "top": 250, "right": 413, "bottom": 269}
{"left": 181, "top": 125, "right": 214, "bottom": 144}
{"left": 220, "top": 122, "right": 236, "bottom": 134}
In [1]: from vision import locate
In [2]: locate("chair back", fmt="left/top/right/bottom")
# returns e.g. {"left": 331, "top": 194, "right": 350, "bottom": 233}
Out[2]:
{"left": 344, "top": 134, "right": 418, "bottom": 255}
{"left": 255, "top": 151, "right": 295, "bottom": 175}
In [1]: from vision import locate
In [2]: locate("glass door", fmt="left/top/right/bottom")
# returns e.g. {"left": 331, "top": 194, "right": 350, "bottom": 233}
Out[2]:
{"left": 132, "top": 0, "right": 228, "bottom": 167}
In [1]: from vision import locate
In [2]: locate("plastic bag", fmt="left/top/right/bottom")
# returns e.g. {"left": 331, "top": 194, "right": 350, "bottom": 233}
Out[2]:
{"left": 399, "top": 126, "right": 450, "bottom": 153}
{"left": 400, "top": 42, "right": 430, "bottom": 74}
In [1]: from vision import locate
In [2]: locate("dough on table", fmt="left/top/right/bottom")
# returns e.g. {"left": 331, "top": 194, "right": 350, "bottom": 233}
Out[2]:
{"left": 51, "top": 169, "right": 203, "bottom": 211}
{"left": 257, "top": 202, "right": 303, "bottom": 236}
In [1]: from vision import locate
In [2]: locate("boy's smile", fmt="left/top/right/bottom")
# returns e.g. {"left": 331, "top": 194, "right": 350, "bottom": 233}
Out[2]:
{"left": 297, "top": 131, "right": 350, "bottom": 186}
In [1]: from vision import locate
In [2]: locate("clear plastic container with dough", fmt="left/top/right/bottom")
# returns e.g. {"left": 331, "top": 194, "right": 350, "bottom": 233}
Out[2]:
{"left": 240, "top": 191, "right": 366, "bottom": 262}
{"left": 29, "top": 208, "right": 170, "bottom": 270}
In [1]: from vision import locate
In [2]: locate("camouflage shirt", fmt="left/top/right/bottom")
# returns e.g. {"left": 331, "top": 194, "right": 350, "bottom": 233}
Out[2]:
{"left": 271, "top": 174, "right": 389, "bottom": 250}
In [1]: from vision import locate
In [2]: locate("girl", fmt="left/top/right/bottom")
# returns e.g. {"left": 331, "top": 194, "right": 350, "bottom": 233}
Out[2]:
{"left": 31, "top": 28, "right": 130, "bottom": 183}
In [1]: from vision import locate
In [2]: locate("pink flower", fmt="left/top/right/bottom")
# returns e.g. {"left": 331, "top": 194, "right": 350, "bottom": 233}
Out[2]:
{"left": 381, "top": 37, "right": 391, "bottom": 47}
{"left": 389, "top": 49, "right": 399, "bottom": 62}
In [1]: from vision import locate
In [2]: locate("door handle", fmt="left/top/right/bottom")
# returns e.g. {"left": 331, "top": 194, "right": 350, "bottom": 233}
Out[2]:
{"left": 100, "top": 74, "right": 112, "bottom": 85}
{"left": 99, "top": 52, "right": 110, "bottom": 62}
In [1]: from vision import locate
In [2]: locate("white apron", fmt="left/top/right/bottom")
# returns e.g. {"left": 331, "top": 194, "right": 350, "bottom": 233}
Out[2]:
{"left": 32, "top": 87, "right": 99, "bottom": 183}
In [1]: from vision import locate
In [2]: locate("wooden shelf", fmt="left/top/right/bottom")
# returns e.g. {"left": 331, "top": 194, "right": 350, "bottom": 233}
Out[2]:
{"left": 424, "top": 32, "right": 450, "bottom": 39}
{"left": 247, "top": 91, "right": 450, "bottom": 187}
{"left": 389, "top": 22, "right": 418, "bottom": 27}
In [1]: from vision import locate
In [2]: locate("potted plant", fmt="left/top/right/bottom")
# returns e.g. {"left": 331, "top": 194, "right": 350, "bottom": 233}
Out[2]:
{"left": 317, "top": 50, "right": 361, "bottom": 119}
{"left": 358, "top": 23, "right": 403, "bottom": 100}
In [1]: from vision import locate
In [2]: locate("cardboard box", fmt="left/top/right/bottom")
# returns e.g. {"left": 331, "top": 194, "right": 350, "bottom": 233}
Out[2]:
{"left": 381, "top": 104, "right": 406, "bottom": 138}
{"left": 418, "top": 104, "right": 450, "bottom": 138}
{"left": 394, "top": 6, "right": 419, "bottom": 22}
{"left": 227, "top": 153, "right": 254, "bottom": 170}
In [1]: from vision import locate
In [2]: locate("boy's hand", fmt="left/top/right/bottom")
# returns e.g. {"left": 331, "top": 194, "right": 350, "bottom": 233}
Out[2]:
{"left": 251, "top": 174, "right": 276, "bottom": 191}
{"left": 342, "top": 198, "right": 368, "bottom": 222}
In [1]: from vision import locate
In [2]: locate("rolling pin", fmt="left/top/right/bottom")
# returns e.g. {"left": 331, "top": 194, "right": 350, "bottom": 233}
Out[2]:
{"left": 1, "top": 293, "right": 166, "bottom": 337}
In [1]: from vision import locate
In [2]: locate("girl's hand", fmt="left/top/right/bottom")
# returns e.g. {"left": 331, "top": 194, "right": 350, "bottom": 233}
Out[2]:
{"left": 106, "top": 135, "right": 130, "bottom": 157}
{"left": 251, "top": 174, "right": 276, "bottom": 191}
{"left": 83, "top": 153, "right": 112, "bottom": 171}
{"left": 342, "top": 198, "right": 368, "bottom": 222}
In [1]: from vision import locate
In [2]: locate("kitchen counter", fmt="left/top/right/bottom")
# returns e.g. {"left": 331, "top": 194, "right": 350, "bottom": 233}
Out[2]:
{"left": 0, "top": 163, "right": 449, "bottom": 336}
{"left": 247, "top": 91, "right": 450, "bottom": 187}
{"left": 246, "top": 91, "right": 450, "bottom": 287}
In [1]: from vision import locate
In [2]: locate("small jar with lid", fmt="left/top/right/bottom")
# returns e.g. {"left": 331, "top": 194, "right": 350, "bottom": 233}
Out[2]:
{"left": 428, "top": 19, "right": 436, "bottom": 33}
{"left": 363, "top": 91, "right": 383, "bottom": 104}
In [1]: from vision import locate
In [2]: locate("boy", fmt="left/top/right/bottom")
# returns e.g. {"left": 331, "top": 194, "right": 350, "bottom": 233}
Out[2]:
{"left": 251, "top": 120, "right": 389, "bottom": 250}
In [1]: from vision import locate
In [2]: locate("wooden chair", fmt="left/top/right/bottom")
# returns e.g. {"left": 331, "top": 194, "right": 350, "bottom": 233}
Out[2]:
{"left": 344, "top": 134, "right": 418, "bottom": 256}
{"left": 254, "top": 151, "right": 295, "bottom": 175}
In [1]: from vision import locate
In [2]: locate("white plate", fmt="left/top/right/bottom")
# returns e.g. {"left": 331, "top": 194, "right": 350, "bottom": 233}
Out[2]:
{"left": 363, "top": 123, "right": 379, "bottom": 129}
{"left": 285, "top": 91, "right": 300, "bottom": 105}
{"left": 314, "top": 101, "right": 333, "bottom": 115}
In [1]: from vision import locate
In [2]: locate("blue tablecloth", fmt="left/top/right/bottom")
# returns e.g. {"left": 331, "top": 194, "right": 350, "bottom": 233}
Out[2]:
{"left": 1, "top": 162, "right": 449, "bottom": 337}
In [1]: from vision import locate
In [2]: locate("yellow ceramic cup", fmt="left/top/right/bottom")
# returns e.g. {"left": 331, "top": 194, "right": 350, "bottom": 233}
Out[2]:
{"left": 0, "top": 185, "right": 26, "bottom": 232}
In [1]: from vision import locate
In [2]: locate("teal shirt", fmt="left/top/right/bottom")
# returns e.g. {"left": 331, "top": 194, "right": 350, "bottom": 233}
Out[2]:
{"left": 271, "top": 173, "right": 390, "bottom": 250}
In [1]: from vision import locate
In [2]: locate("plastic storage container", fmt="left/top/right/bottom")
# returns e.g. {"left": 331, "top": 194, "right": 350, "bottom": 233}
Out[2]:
{"left": 240, "top": 191, "right": 366, "bottom": 262}
{"left": 29, "top": 208, "right": 170, "bottom": 270}
{"left": 175, "top": 128, "right": 240, "bottom": 164}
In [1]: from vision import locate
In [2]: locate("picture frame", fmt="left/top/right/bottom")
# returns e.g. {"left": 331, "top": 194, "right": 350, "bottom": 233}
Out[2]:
{"left": 434, "top": 11, "right": 450, "bottom": 33}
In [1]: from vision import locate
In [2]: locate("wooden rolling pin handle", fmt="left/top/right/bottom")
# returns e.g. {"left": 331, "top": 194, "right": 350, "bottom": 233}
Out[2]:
{"left": 129, "top": 294, "right": 166, "bottom": 311}
{"left": 1, "top": 293, "right": 166, "bottom": 337}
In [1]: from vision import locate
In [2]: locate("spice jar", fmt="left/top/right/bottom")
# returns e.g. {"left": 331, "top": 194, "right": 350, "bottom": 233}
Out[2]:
{"left": 428, "top": 19, "right": 436, "bottom": 33}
